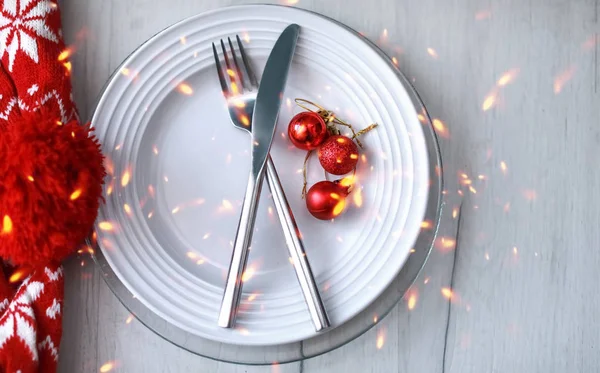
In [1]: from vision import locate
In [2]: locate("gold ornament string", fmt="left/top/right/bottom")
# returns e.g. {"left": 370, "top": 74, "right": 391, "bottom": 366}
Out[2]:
{"left": 301, "top": 150, "right": 313, "bottom": 198}
{"left": 296, "top": 98, "right": 378, "bottom": 198}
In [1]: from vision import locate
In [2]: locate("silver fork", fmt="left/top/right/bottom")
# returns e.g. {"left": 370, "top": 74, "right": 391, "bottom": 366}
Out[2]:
{"left": 213, "top": 36, "right": 330, "bottom": 331}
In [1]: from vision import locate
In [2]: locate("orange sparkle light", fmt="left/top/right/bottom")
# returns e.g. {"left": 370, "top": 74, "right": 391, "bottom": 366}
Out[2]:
{"left": 452, "top": 206, "right": 459, "bottom": 219}
{"left": 392, "top": 56, "right": 399, "bottom": 66}
{"left": 57, "top": 47, "right": 73, "bottom": 61}
{"left": 98, "top": 221, "right": 114, "bottom": 232}
{"left": 178, "top": 83, "right": 193, "bottom": 95}
{"left": 125, "top": 315, "right": 134, "bottom": 324}
{"left": 522, "top": 189, "right": 537, "bottom": 201}
{"left": 436, "top": 236, "right": 456, "bottom": 252}
{"left": 441, "top": 287, "right": 454, "bottom": 300}
{"left": 513, "top": 246, "right": 518, "bottom": 255}
{"left": 222, "top": 199, "right": 233, "bottom": 210}
{"left": 242, "top": 32, "right": 250, "bottom": 43}
{"left": 226, "top": 69, "right": 235, "bottom": 77}
{"left": 106, "top": 181, "right": 113, "bottom": 196}
{"left": 475, "top": 9, "right": 492, "bottom": 20}
{"left": 180, "top": 36, "right": 187, "bottom": 45}
{"left": 233, "top": 99, "right": 246, "bottom": 108}
{"left": 339, "top": 175, "right": 355, "bottom": 187}
{"left": 353, "top": 187, "right": 363, "bottom": 207}
{"left": 240, "top": 114, "right": 250, "bottom": 127}
{"left": 332, "top": 199, "right": 346, "bottom": 217}
{"left": 407, "top": 291, "right": 418, "bottom": 310}
{"left": 152, "top": 145, "right": 159, "bottom": 155}
{"left": 497, "top": 68, "right": 519, "bottom": 87}
{"left": 241, "top": 267, "right": 256, "bottom": 282}
{"left": 582, "top": 34, "right": 598, "bottom": 51}
{"left": 9, "top": 269, "right": 26, "bottom": 283}
{"left": 482, "top": 92, "right": 497, "bottom": 111}
{"left": 373, "top": 315, "right": 378, "bottom": 323}
{"left": 121, "top": 168, "right": 131, "bottom": 187}
{"left": 0, "top": 215, "right": 13, "bottom": 234}
{"left": 27, "top": 175, "right": 34, "bottom": 182}
{"left": 120, "top": 67, "right": 130, "bottom": 76}
{"left": 147, "top": 211, "right": 154, "bottom": 219}
{"left": 77, "top": 246, "right": 94, "bottom": 255}
{"left": 553, "top": 66, "right": 575, "bottom": 94}
{"left": 500, "top": 161, "right": 508, "bottom": 174}
{"left": 196, "top": 258, "right": 205, "bottom": 265}
{"left": 427, "top": 47, "right": 438, "bottom": 59}
{"left": 69, "top": 188, "right": 82, "bottom": 200}
{"left": 432, "top": 118, "right": 449, "bottom": 138}
{"left": 268, "top": 206, "right": 274, "bottom": 216}
{"left": 148, "top": 185, "right": 155, "bottom": 198}
{"left": 237, "top": 327, "right": 250, "bottom": 335}
{"left": 424, "top": 277, "right": 430, "bottom": 284}
{"left": 100, "top": 361, "right": 117, "bottom": 372}
{"left": 230, "top": 82, "right": 239, "bottom": 94}
{"left": 421, "top": 220, "right": 433, "bottom": 229}
{"left": 104, "top": 157, "right": 114, "bottom": 176}
{"left": 63, "top": 61, "right": 72, "bottom": 73}
{"left": 248, "top": 293, "right": 259, "bottom": 302}
{"left": 469, "top": 186, "right": 477, "bottom": 194}
{"left": 376, "top": 330, "right": 385, "bottom": 349}
{"left": 417, "top": 114, "right": 426, "bottom": 123}
{"left": 171, "top": 206, "right": 180, "bottom": 214}
{"left": 186, "top": 252, "right": 198, "bottom": 259}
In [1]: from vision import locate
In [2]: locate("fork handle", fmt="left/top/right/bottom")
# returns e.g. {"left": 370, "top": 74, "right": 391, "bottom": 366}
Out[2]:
{"left": 218, "top": 170, "right": 265, "bottom": 328}
{"left": 265, "top": 156, "right": 331, "bottom": 331}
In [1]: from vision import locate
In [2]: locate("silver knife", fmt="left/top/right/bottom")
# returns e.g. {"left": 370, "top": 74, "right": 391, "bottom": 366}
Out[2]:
{"left": 218, "top": 24, "right": 301, "bottom": 328}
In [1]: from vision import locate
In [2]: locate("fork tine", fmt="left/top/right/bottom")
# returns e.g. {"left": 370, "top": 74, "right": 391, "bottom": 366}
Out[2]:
{"left": 220, "top": 39, "right": 241, "bottom": 94}
{"left": 236, "top": 35, "right": 258, "bottom": 89}
{"left": 227, "top": 37, "right": 245, "bottom": 90}
{"left": 212, "top": 42, "right": 230, "bottom": 97}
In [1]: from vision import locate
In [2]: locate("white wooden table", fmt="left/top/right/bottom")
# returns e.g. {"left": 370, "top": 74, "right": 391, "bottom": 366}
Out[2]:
{"left": 57, "top": 0, "right": 600, "bottom": 372}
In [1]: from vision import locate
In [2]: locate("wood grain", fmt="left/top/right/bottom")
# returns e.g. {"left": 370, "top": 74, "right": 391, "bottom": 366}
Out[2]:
{"left": 57, "top": 0, "right": 599, "bottom": 371}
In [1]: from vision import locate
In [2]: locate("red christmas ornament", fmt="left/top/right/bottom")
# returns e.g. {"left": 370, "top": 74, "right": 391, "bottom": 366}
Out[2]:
{"left": 305, "top": 180, "right": 351, "bottom": 220}
{"left": 317, "top": 135, "right": 359, "bottom": 175}
{"left": 0, "top": 109, "right": 105, "bottom": 267}
{"left": 288, "top": 111, "right": 329, "bottom": 150}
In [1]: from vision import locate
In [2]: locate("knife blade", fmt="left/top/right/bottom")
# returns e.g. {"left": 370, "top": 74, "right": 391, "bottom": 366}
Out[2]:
{"left": 250, "top": 24, "right": 300, "bottom": 177}
{"left": 218, "top": 24, "right": 300, "bottom": 328}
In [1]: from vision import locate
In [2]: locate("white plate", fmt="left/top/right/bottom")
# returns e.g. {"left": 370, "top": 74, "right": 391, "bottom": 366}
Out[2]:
{"left": 92, "top": 5, "right": 429, "bottom": 346}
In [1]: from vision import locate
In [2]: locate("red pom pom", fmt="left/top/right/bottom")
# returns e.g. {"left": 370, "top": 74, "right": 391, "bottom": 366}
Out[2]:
{"left": 317, "top": 135, "right": 359, "bottom": 175}
{"left": 0, "top": 110, "right": 105, "bottom": 267}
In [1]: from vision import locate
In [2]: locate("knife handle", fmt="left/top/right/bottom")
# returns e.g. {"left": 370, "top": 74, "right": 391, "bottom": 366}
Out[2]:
{"left": 218, "top": 170, "right": 265, "bottom": 328}
{"left": 265, "top": 156, "right": 331, "bottom": 331}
